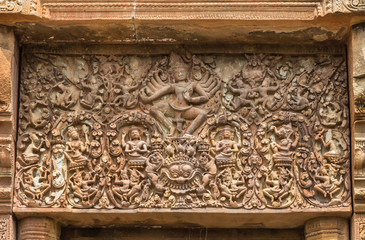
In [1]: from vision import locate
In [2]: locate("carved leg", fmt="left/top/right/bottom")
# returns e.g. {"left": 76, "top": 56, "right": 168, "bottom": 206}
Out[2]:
{"left": 150, "top": 104, "right": 173, "bottom": 131}
{"left": 183, "top": 107, "right": 207, "bottom": 135}
{"left": 18, "top": 217, "right": 61, "bottom": 240}
{"left": 305, "top": 217, "right": 349, "bottom": 240}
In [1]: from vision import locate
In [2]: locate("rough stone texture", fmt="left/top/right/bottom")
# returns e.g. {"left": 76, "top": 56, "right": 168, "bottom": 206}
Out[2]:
{"left": 0, "top": 0, "right": 362, "bottom": 47}
{"left": 0, "top": 26, "right": 16, "bottom": 113}
{"left": 305, "top": 217, "right": 349, "bottom": 240}
{"left": 0, "top": 49, "right": 11, "bottom": 112}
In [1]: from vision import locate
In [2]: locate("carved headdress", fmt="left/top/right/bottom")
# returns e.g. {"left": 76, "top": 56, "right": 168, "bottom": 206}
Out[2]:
{"left": 128, "top": 125, "right": 142, "bottom": 139}
{"left": 169, "top": 52, "right": 190, "bottom": 71}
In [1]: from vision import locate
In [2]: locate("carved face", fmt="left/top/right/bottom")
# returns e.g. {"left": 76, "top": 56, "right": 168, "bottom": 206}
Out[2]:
{"left": 91, "top": 141, "right": 101, "bottom": 157}
{"left": 222, "top": 129, "right": 232, "bottom": 139}
{"left": 112, "top": 139, "right": 120, "bottom": 147}
{"left": 129, "top": 129, "right": 141, "bottom": 140}
{"left": 276, "top": 125, "right": 292, "bottom": 138}
{"left": 236, "top": 79, "right": 244, "bottom": 88}
{"left": 168, "top": 163, "right": 194, "bottom": 184}
{"left": 173, "top": 66, "right": 187, "bottom": 81}
{"left": 69, "top": 129, "right": 80, "bottom": 140}
{"left": 53, "top": 146, "right": 64, "bottom": 157}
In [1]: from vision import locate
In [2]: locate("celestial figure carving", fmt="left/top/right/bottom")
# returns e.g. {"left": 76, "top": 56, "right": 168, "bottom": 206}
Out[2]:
{"left": 263, "top": 168, "right": 293, "bottom": 207}
{"left": 227, "top": 79, "right": 255, "bottom": 111}
{"left": 212, "top": 126, "right": 239, "bottom": 167}
{"left": 140, "top": 53, "right": 220, "bottom": 136}
{"left": 313, "top": 164, "right": 343, "bottom": 202}
{"left": 64, "top": 126, "right": 91, "bottom": 171}
{"left": 21, "top": 133, "right": 47, "bottom": 165}
{"left": 50, "top": 82, "right": 79, "bottom": 109}
{"left": 70, "top": 172, "right": 98, "bottom": 206}
{"left": 199, "top": 152, "right": 217, "bottom": 188}
{"left": 121, "top": 126, "right": 149, "bottom": 168}
{"left": 146, "top": 153, "right": 165, "bottom": 192}
{"left": 270, "top": 124, "right": 298, "bottom": 166}
{"left": 20, "top": 167, "right": 51, "bottom": 201}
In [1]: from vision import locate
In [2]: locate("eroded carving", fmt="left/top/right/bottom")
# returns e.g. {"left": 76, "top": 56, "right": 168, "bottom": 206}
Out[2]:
{"left": 15, "top": 52, "right": 350, "bottom": 210}
{"left": 0, "top": 0, "right": 21, "bottom": 13}
{"left": 0, "top": 217, "right": 9, "bottom": 240}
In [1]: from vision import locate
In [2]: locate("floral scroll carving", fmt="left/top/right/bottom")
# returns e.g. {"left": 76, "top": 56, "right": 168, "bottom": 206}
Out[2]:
{"left": 15, "top": 52, "right": 350, "bottom": 210}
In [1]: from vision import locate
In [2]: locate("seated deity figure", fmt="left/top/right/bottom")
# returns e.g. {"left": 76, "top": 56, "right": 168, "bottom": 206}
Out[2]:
{"left": 121, "top": 127, "right": 149, "bottom": 166}
{"left": 64, "top": 126, "right": 91, "bottom": 170}
{"left": 22, "top": 133, "right": 46, "bottom": 164}
{"left": 263, "top": 168, "right": 293, "bottom": 205}
{"left": 212, "top": 126, "right": 239, "bottom": 166}
{"left": 314, "top": 164, "right": 343, "bottom": 200}
{"left": 71, "top": 172, "right": 98, "bottom": 205}
{"left": 316, "top": 130, "right": 342, "bottom": 162}
{"left": 21, "top": 167, "right": 51, "bottom": 200}
{"left": 139, "top": 53, "right": 220, "bottom": 136}
{"left": 217, "top": 168, "right": 246, "bottom": 201}
{"left": 270, "top": 124, "right": 298, "bottom": 166}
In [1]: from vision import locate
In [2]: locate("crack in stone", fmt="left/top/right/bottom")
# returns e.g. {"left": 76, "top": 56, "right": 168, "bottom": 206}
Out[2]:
{"left": 132, "top": 0, "right": 137, "bottom": 42}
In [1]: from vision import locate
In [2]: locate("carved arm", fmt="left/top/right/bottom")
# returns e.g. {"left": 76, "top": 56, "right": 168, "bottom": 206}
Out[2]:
{"left": 140, "top": 85, "right": 173, "bottom": 103}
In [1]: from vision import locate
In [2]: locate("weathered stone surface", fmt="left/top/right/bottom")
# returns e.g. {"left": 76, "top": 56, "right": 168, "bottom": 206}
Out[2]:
{"left": 0, "top": 49, "right": 12, "bottom": 112}
{"left": 0, "top": 25, "right": 18, "bottom": 240}
{"left": 14, "top": 51, "right": 350, "bottom": 215}
{"left": 0, "top": 214, "right": 16, "bottom": 240}
{"left": 0, "top": 1, "right": 360, "bottom": 239}
{"left": 18, "top": 217, "right": 60, "bottom": 240}
{"left": 305, "top": 217, "right": 349, "bottom": 240}
{"left": 350, "top": 23, "right": 365, "bottom": 218}
{"left": 353, "top": 213, "right": 365, "bottom": 240}
{"left": 0, "top": 26, "right": 16, "bottom": 113}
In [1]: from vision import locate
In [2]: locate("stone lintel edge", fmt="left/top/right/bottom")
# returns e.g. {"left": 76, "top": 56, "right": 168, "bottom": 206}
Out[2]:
{"left": 12, "top": 206, "right": 352, "bottom": 228}
{"left": 21, "top": 44, "right": 347, "bottom": 56}
{"left": 0, "top": 0, "right": 363, "bottom": 20}
{"left": 13, "top": 205, "right": 353, "bottom": 214}
{"left": 1, "top": 0, "right": 365, "bottom": 24}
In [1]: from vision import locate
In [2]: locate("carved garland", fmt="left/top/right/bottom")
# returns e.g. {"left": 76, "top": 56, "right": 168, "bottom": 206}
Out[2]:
{"left": 15, "top": 52, "right": 350, "bottom": 209}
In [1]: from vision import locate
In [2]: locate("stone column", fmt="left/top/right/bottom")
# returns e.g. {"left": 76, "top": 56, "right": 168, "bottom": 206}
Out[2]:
{"left": 305, "top": 217, "right": 349, "bottom": 240}
{"left": 0, "top": 25, "right": 18, "bottom": 240}
{"left": 350, "top": 22, "right": 365, "bottom": 239}
{"left": 18, "top": 217, "right": 61, "bottom": 240}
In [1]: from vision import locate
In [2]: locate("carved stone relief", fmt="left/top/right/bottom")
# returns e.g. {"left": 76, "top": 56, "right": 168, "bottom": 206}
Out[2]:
{"left": 0, "top": 0, "right": 22, "bottom": 13}
{"left": 354, "top": 214, "right": 365, "bottom": 240}
{"left": 0, "top": 217, "right": 9, "bottom": 240}
{"left": 344, "top": 0, "right": 365, "bottom": 11}
{"left": 0, "top": 0, "right": 37, "bottom": 14}
{"left": 15, "top": 52, "right": 350, "bottom": 210}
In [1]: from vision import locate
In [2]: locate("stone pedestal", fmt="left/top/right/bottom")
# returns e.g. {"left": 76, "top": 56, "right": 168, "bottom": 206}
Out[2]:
{"left": 18, "top": 217, "right": 60, "bottom": 240}
{"left": 305, "top": 217, "right": 349, "bottom": 240}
